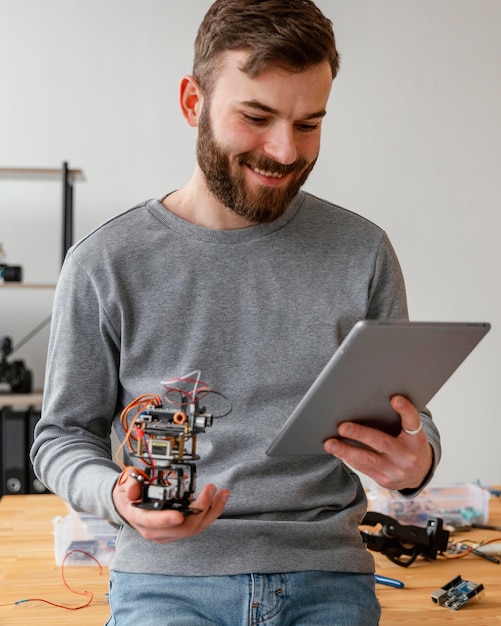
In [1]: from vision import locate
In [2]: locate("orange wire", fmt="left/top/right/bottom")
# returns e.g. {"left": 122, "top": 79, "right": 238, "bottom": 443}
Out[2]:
{"left": 116, "top": 394, "right": 162, "bottom": 470}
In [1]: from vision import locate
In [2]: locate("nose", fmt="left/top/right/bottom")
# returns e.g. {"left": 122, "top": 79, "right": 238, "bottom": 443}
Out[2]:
{"left": 262, "top": 123, "right": 297, "bottom": 166}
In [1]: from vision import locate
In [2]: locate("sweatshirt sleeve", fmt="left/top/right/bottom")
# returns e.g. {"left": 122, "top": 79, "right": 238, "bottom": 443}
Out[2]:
{"left": 30, "top": 249, "right": 125, "bottom": 525}
{"left": 370, "top": 233, "right": 442, "bottom": 491}
{"left": 367, "top": 233, "right": 409, "bottom": 321}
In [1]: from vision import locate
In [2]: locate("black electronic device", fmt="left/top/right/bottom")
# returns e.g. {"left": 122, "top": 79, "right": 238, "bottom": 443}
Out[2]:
{"left": 360, "top": 511, "right": 450, "bottom": 567}
{"left": 0, "top": 407, "right": 28, "bottom": 495}
{"left": 0, "top": 262, "right": 22, "bottom": 282}
{"left": 0, "top": 407, "right": 49, "bottom": 496}
{"left": 26, "top": 409, "right": 50, "bottom": 493}
{"left": 0, "top": 336, "right": 32, "bottom": 393}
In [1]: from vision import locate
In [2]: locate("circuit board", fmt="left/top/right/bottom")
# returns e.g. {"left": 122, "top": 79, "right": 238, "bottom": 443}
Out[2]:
{"left": 431, "top": 575, "right": 484, "bottom": 610}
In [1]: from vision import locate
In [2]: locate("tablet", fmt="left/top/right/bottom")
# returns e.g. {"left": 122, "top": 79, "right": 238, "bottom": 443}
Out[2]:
{"left": 266, "top": 320, "right": 490, "bottom": 456}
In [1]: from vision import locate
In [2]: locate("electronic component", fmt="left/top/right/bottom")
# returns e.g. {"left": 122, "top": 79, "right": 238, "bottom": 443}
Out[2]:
{"left": 360, "top": 511, "right": 449, "bottom": 567}
{"left": 459, "top": 542, "right": 500, "bottom": 564}
{"left": 67, "top": 540, "right": 99, "bottom": 558}
{"left": 431, "top": 575, "right": 484, "bottom": 610}
{"left": 475, "top": 543, "right": 501, "bottom": 556}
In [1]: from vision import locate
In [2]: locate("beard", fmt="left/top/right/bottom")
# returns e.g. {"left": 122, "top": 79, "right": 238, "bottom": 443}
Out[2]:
{"left": 196, "top": 105, "right": 317, "bottom": 224}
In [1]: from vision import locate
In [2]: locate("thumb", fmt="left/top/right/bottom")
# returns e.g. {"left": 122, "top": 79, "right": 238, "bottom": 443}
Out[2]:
{"left": 391, "top": 395, "right": 422, "bottom": 434}
{"left": 118, "top": 466, "right": 146, "bottom": 502}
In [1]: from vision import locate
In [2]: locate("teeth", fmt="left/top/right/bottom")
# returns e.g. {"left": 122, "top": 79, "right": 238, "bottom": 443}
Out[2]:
{"left": 252, "top": 167, "right": 284, "bottom": 179}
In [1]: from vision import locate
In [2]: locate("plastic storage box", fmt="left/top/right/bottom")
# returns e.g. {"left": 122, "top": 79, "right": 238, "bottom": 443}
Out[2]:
{"left": 53, "top": 511, "right": 117, "bottom": 566}
{"left": 366, "top": 482, "right": 490, "bottom": 527}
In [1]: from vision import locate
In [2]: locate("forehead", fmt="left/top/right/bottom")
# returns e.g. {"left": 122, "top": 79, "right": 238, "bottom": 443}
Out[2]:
{"left": 209, "top": 50, "right": 333, "bottom": 118}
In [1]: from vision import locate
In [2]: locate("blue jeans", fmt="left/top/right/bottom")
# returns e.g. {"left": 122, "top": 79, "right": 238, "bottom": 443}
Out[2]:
{"left": 105, "top": 570, "right": 380, "bottom": 625}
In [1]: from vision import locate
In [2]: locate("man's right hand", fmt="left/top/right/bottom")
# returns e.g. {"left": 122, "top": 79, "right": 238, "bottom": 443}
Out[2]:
{"left": 112, "top": 468, "right": 230, "bottom": 543}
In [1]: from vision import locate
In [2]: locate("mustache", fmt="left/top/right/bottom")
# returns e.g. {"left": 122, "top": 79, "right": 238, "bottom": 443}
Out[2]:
{"left": 238, "top": 153, "right": 308, "bottom": 176}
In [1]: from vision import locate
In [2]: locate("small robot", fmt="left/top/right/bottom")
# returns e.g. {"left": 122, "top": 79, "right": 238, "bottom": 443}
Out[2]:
{"left": 118, "top": 372, "right": 225, "bottom": 515}
{"left": 130, "top": 400, "right": 213, "bottom": 513}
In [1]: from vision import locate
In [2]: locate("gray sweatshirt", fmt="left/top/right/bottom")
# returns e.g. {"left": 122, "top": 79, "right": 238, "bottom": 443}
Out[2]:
{"left": 31, "top": 191, "right": 441, "bottom": 575}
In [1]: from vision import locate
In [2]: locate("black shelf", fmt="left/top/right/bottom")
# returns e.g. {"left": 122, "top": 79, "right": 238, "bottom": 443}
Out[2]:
{"left": 0, "top": 162, "right": 84, "bottom": 265}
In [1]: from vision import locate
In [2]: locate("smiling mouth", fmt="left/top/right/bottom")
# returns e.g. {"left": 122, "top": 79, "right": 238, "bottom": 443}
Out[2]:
{"left": 251, "top": 166, "right": 286, "bottom": 179}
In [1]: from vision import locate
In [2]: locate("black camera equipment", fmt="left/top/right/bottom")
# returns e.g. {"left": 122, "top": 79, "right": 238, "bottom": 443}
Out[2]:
{"left": 0, "top": 336, "right": 32, "bottom": 393}
{"left": 0, "top": 263, "right": 23, "bottom": 282}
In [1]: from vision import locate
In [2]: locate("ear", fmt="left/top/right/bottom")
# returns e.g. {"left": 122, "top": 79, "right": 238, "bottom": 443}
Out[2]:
{"left": 179, "top": 75, "right": 203, "bottom": 127}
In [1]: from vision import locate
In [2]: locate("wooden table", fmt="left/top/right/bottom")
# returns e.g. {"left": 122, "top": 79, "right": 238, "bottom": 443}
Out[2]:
{"left": 1, "top": 492, "right": 500, "bottom": 624}
{"left": 374, "top": 491, "right": 501, "bottom": 625}
{"left": 0, "top": 495, "right": 110, "bottom": 624}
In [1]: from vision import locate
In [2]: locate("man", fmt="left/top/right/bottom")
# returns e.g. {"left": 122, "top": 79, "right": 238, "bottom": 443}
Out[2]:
{"left": 32, "top": 1, "right": 440, "bottom": 624}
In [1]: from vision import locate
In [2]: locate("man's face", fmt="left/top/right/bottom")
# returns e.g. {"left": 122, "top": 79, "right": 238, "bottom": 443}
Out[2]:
{"left": 196, "top": 51, "right": 333, "bottom": 224}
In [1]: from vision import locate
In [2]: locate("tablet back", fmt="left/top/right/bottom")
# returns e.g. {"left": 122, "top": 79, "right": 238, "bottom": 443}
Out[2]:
{"left": 266, "top": 320, "right": 490, "bottom": 456}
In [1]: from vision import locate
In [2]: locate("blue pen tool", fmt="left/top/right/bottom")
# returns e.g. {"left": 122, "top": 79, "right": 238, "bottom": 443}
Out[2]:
{"left": 375, "top": 574, "right": 405, "bottom": 588}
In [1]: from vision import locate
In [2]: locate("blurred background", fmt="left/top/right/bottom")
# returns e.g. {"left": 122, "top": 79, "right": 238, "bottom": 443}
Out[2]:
{"left": 1, "top": 0, "right": 499, "bottom": 484}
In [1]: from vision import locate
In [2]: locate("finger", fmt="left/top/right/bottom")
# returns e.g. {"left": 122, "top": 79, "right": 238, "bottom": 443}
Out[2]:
{"left": 140, "top": 483, "right": 222, "bottom": 528}
{"left": 122, "top": 470, "right": 144, "bottom": 502}
{"left": 148, "top": 484, "right": 228, "bottom": 531}
{"left": 335, "top": 421, "right": 388, "bottom": 453}
{"left": 113, "top": 467, "right": 143, "bottom": 506}
{"left": 324, "top": 434, "right": 384, "bottom": 478}
{"left": 127, "top": 494, "right": 206, "bottom": 541}
{"left": 391, "top": 395, "right": 423, "bottom": 437}
{"left": 191, "top": 483, "right": 228, "bottom": 510}
{"left": 121, "top": 493, "right": 186, "bottom": 535}
{"left": 190, "top": 487, "right": 230, "bottom": 531}
{"left": 148, "top": 486, "right": 230, "bottom": 543}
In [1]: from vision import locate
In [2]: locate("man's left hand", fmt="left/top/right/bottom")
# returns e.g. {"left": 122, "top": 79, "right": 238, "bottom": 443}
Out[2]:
{"left": 323, "top": 395, "right": 432, "bottom": 491}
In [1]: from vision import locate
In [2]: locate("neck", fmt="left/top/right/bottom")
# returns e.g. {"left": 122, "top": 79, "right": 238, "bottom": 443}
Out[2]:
{"left": 162, "top": 168, "right": 256, "bottom": 230}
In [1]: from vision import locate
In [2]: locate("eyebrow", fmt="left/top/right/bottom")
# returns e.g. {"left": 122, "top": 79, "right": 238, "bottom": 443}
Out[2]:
{"left": 241, "top": 100, "right": 327, "bottom": 120}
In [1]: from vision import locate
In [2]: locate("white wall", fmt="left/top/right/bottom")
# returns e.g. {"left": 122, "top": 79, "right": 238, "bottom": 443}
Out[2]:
{"left": 1, "top": 1, "right": 500, "bottom": 485}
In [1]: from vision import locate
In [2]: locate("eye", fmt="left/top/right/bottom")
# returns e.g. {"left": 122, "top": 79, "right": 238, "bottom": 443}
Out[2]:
{"left": 242, "top": 113, "right": 268, "bottom": 125}
{"left": 296, "top": 122, "right": 320, "bottom": 132}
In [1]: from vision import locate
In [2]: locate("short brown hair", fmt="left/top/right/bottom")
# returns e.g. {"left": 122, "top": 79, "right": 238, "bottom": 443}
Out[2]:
{"left": 193, "top": 0, "right": 340, "bottom": 94}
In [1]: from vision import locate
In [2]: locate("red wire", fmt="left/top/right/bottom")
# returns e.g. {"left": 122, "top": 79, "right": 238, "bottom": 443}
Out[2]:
{"left": 0, "top": 549, "right": 104, "bottom": 611}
